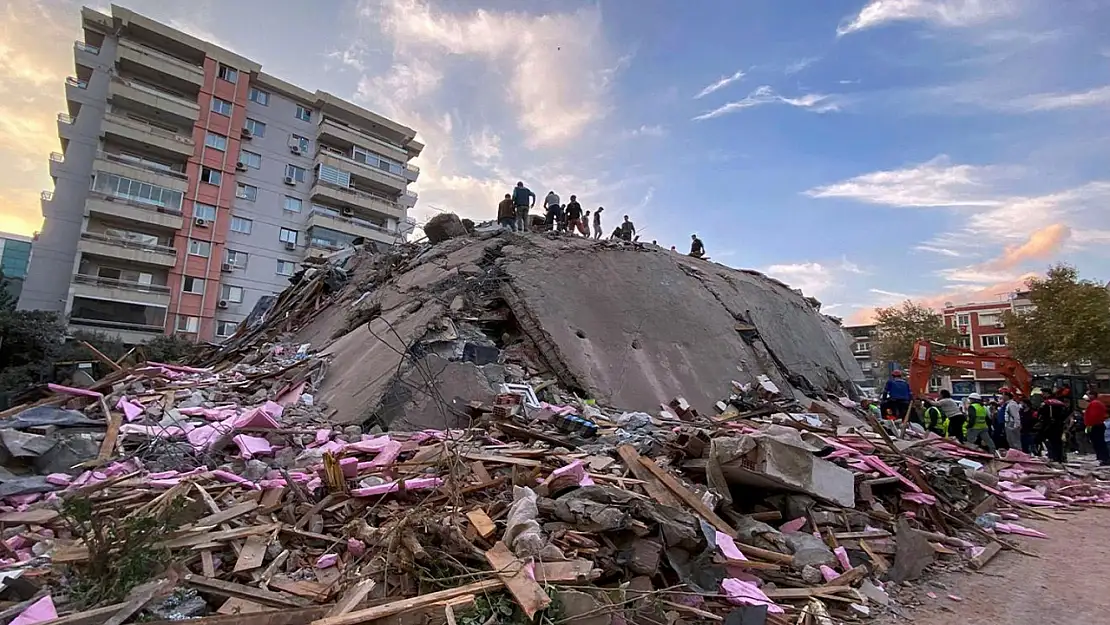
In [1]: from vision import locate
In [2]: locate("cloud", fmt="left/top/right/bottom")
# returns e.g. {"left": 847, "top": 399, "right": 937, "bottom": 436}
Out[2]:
{"left": 467, "top": 128, "right": 501, "bottom": 165}
{"left": 837, "top": 0, "right": 1015, "bottom": 36}
{"left": 804, "top": 156, "right": 1002, "bottom": 207}
{"left": 694, "top": 70, "right": 746, "bottom": 99}
{"left": 846, "top": 275, "right": 1033, "bottom": 325}
{"left": 869, "top": 288, "right": 911, "bottom": 299}
{"left": 693, "top": 86, "right": 841, "bottom": 120}
{"left": 913, "top": 245, "right": 962, "bottom": 257}
{"left": 626, "top": 124, "right": 666, "bottom": 138}
{"left": 1008, "top": 85, "right": 1110, "bottom": 112}
{"left": 784, "top": 57, "right": 818, "bottom": 75}
{"left": 763, "top": 262, "right": 835, "bottom": 297}
{"left": 994, "top": 223, "right": 1071, "bottom": 268}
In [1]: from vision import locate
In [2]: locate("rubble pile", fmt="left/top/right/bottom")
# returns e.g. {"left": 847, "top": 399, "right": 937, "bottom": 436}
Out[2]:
{"left": 0, "top": 227, "right": 1107, "bottom": 625}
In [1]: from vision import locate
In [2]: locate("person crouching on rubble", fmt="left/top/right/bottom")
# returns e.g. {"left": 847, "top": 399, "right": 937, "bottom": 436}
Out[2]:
{"left": 880, "top": 370, "right": 912, "bottom": 422}
{"left": 924, "top": 400, "right": 948, "bottom": 437}
{"left": 965, "top": 393, "right": 997, "bottom": 453}
{"left": 860, "top": 399, "right": 881, "bottom": 421}
{"left": 497, "top": 193, "right": 516, "bottom": 230}
{"left": 690, "top": 234, "right": 706, "bottom": 258}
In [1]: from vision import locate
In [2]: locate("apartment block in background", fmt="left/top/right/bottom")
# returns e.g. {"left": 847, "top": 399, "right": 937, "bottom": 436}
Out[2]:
{"left": 844, "top": 324, "right": 881, "bottom": 393}
{"left": 20, "top": 4, "right": 422, "bottom": 344}
{"left": 0, "top": 233, "right": 33, "bottom": 302}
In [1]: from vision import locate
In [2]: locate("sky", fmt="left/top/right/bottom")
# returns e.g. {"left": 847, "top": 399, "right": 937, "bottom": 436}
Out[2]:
{"left": 2, "top": 0, "right": 1109, "bottom": 323}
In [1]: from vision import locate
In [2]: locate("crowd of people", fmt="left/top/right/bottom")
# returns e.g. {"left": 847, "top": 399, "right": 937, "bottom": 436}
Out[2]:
{"left": 495, "top": 181, "right": 708, "bottom": 257}
{"left": 863, "top": 370, "right": 1110, "bottom": 466}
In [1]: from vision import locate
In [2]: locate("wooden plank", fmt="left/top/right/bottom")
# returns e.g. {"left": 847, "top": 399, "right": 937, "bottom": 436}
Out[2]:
{"left": 484, "top": 541, "right": 550, "bottom": 619}
{"left": 533, "top": 559, "right": 597, "bottom": 582}
{"left": 859, "top": 539, "right": 889, "bottom": 574}
{"left": 201, "top": 550, "right": 216, "bottom": 578}
{"left": 834, "top": 531, "right": 891, "bottom": 540}
{"left": 465, "top": 509, "right": 497, "bottom": 539}
{"left": 96, "top": 401, "right": 122, "bottom": 462}
{"left": 460, "top": 453, "right": 541, "bottom": 467}
{"left": 232, "top": 535, "right": 269, "bottom": 573}
{"left": 142, "top": 607, "right": 329, "bottom": 625}
{"left": 188, "top": 501, "right": 261, "bottom": 529}
{"left": 80, "top": 340, "right": 123, "bottom": 371}
{"left": 615, "top": 445, "right": 682, "bottom": 508}
{"left": 970, "top": 542, "right": 1002, "bottom": 570}
{"left": 103, "top": 579, "right": 172, "bottom": 625}
{"left": 469, "top": 461, "right": 491, "bottom": 483}
{"left": 309, "top": 579, "right": 503, "bottom": 625}
{"left": 822, "top": 565, "right": 869, "bottom": 588}
{"left": 162, "top": 522, "right": 280, "bottom": 549}
{"left": 268, "top": 576, "right": 332, "bottom": 602}
{"left": 632, "top": 454, "right": 735, "bottom": 535}
{"left": 184, "top": 574, "right": 308, "bottom": 608}
{"left": 0, "top": 509, "right": 59, "bottom": 525}
{"left": 971, "top": 495, "right": 997, "bottom": 517}
{"left": 36, "top": 603, "right": 125, "bottom": 625}
{"left": 325, "top": 579, "right": 376, "bottom": 617}
{"left": 217, "top": 598, "right": 267, "bottom": 615}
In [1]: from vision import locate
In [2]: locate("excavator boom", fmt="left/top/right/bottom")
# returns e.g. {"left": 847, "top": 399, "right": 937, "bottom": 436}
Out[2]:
{"left": 907, "top": 339, "right": 1032, "bottom": 398}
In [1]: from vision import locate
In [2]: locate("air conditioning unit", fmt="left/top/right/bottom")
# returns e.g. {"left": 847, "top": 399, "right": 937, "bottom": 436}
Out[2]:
{"left": 290, "top": 145, "right": 302, "bottom": 155}
{"left": 341, "top": 207, "right": 353, "bottom": 217}
{"left": 220, "top": 263, "right": 232, "bottom": 272}
{"left": 284, "top": 241, "right": 296, "bottom": 251}
{"left": 241, "top": 128, "right": 252, "bottom": 139}
{"left": 195, "top": 218, "right": 209, "bottom": 227}
{"left": 235, "top": 162, "right": 246, "bottom": 171}
{"left": 217, "top": 300, "right": 229, "bottom": 309}
{"left": 284, "top": 176, "right": 296, "bottom": 185}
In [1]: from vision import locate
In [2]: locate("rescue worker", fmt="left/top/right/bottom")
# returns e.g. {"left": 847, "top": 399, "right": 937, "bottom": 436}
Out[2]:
{"left": 965, "top": 393, "right": 997, "bottom": 452}
{"left": 924, "top": 401, "right": 948, "bottom": 437}
{"left": 880, "top": 370, "right": 912, "bottom": 422}
{"left": 689, "top": 234, "right": 706, "bottom": 258}
{"left": 1002, "top": 390, "right": 1023, "bottom": 451}
{"left": 1038, "top": 390, "right": 1070, "bottom": 463}
{"left": 935, "top": 389, "right": 964, "bottom": 441}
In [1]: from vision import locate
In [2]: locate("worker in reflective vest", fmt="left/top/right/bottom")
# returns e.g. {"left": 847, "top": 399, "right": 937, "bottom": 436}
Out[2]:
{"left": 965, "top": 393, "right": 997, "bottom": 452}
{"left": 924, "top": 403, "right": 948, "bottom": 437}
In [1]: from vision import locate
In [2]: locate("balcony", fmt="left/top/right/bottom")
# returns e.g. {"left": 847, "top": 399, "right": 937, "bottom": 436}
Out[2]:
{"left": 400, "top": 190, "right": 417, "bottom": 208}
{"left": 71, "top": 274, "right": 171, "bottom": 307}
{"left": 116, "top": 38, "right": 204, "bottom": 89}
{"left": 74, "top": 41, "right": 100, "bottom": 68}
{"left": 93, "top": 153, "right": 190, "bottom": 194}
{"left": 317, "top": 117, "right": 409, "bottom": 164}
{"left": 68, "top": 292, "right": 168, "bottom": 343}
{"left": 49, "top": 152, "right": 65, "bottom": 178}
{"left": 77, "top": 232, "right": 178, "bottom": 267}
{"left": 315, "top": 150, "right": 408, "bottom": 194}
{"left": 102, "top": 113, "right": 196, "bottom": 158}
{"left": 305, "top": 209, "right": 399, "bottom": 246}
{"left": 57, "top": 113, "right": 76, "bottom": 141}
{"left": 64, "top": 76, "right": 90, "bottom": 105}
{"left": 86, "top": 191, "right": 184, "bottom": 231}
{"left": 109, "top": 76, "right": 199, "bottom": 127}
{"left": 309, "top": 180, "right": 406, "bottom": 220}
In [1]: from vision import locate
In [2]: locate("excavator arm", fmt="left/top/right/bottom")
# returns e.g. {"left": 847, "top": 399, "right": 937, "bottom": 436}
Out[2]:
{"left": 907, "top": 339, "right": 1032, "bottom": 398}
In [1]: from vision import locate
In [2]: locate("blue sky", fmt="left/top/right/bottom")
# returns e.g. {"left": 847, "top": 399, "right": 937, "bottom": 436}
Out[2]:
{"left": 3, "top": 0, "right": 1109, "bottom": 322}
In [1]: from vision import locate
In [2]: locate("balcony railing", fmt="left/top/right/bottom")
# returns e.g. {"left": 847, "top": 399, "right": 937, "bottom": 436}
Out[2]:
{"left": 111, "top": 76, "right": 198, "bottom": 109}
{"left": 58, "top": 113, "right": 74, "bottom": 124}
{"left": 50, "top": 152, "right": 64, "bottom": 163}
{"left": 319, "top": 147, "right": 408, "bottom": 183}
{"left": 313, "top": 179, "right": 403, "bottom": 210}
{"left": 317, "top": 116, "right": 408, "bottom": 154}
{"left": 80, "top": 231, "right": 177, "bottom": 256}
{"left": 98, "top": 150, "right": 188, "bottom": 180}
{"left": 119, "top": 39, "right": 202, "bottom": 72}
{"left": 69, "top": 317, "right": 165, "bottom": 333}
{"left": 308, "top": 209, "right": 395, "bottom": 235}
{"left": 88, "top": 189, "right": 184, "bottom": 217}
{"left": 41, "top": 191, "right": 54, "bottom": 201}
{"left": 74, "top": 41, "right": 100, "bottom": 55}
{"left": 102, "top": 113, "right": 195, "bottom": 147}
{"left": 66, "top": 76, "right": 89, "bottom": 89}
{"left": 74, "top": 274, "right": 170, "bottom": 294}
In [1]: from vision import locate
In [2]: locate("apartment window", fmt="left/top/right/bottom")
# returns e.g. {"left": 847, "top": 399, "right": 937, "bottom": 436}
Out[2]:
{"left": 279, "top": 228, "right": 299, "bottom": 244}
{"left": 182, "top": 276, "right": 205, "bottom": 294}
{"left": 955, "top": 314, "right": 970, "bottom": 327}
{"left": 205, "top": 132, "right": 228, "bottom": 151}
{"left": 244, "top": 118, "right": 266, "bottom": 138}
{"left": 248, "top": 87, "right": 269, "bottom": 105}
{"left": 283, "top": 196, "right": 302, "bottom": 213}
{"left": 176, "top": 315, "right": 200, "bottom": 333}
{"left": 292, "top": 134, "right": 310, "bottom": 153}
{"left": 216, "top": 321, "right": 238, "bottom": 338}
{"left": 218, "top": 64, "right": 238, "bottom": 83}
{"left": 201, "top": 167, "right": 222, "bottom": 185}
{"left": 285, "top": 164, "right": 307, "bottom": 183}
{"left": 220, "top": 284, "right": 244, "bottom": 303}
{"left": 229, "top": 216, "right": 253, "bottom": 234}
{"left": 225, "top": 249, "right": 248, "bottom": 268}
{"left": 188, "top": 239, "right": 211, "bottom": 257}
{"left": 957, "top": 336, "right": 972, "bottom": 349}
{"left": 239, "top": 150, "right": 262, "bottom": 169}
{"left": 981, "top": 334, "right": 1007, "bottom": 348}
{"left": 211, "top": 97, "right": 233, "bottom": 116}
{"left": 295, "top": 105, "right": 312, "bottom": 122}
{"left": 93, "top": 173, "right": 183, "bottom": 211}
{"left": 854, "top": 341, "right": 870, "bottom": 353}
{"left": 194, "top": 203, "right": 217, "bottom": 221}
{"left": 235, "top": 183, "right": 257, "bottom": 201}
{"left": 978, "top": 313, "right": 1002, "bottom": 326}
{"left": 276, "top": 260, "right": 295, "bottom": 276}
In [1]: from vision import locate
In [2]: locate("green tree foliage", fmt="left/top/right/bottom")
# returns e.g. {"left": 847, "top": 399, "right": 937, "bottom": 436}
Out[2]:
{"left": 873, "top": 300, "right": 961, "bottom": 376}
{"left": 1002, "top": 263, "right": 1110, "bottom": 371}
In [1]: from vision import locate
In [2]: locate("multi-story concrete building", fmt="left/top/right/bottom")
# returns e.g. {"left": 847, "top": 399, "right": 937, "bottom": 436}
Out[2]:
{"left": 940, "top": 295, "right": 1028, "bottom": 396}
{"left": 845, "top": 324, "right": 881, "bottom": 393}
{"left": 0, "top": 233, "right": 33, "bottom": 301}
{"left": 20, "top": 5, "right": 421, "bottom": 343}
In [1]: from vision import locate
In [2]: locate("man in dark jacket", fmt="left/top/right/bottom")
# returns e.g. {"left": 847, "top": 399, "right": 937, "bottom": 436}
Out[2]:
{"left": 512, "top": 182, "right": 536, "bottom": 232}
{"left": 497, "top": 194, "right": 516, "bottom": 230}
{"left": 880, "top": 370, "right": 912, "bottom": 422}
{"left": 1038, "top": 391, "right": 1070, "bottom": 463}
{"left": 690, "top": 234, "right": 706, "bottom": 258}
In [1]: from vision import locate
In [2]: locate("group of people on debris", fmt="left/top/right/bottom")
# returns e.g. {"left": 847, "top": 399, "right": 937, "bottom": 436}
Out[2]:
{"left": 495, "top": 181, "right": 708, "bottom": 257}
{"left": 863, "top": 370, "right": 1110, "bottom": 465}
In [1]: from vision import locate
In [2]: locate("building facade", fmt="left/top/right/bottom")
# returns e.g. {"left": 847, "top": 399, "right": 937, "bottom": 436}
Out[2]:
{"left": 20, "top": 5, "right": 421, "bottom": 343}
{"left": 939, "top": 295, "right": 1030, "bottom": 396}
{"left": 0, "top": 234, "right": 33, "bottom": 301}
{"left": 845, "top": 324, "right": 881, "bottom": 394}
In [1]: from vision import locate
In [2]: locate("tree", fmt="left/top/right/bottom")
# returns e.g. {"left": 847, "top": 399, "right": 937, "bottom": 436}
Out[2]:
{"left": 872, "top": 300, "right": 961, "bottom": 377}
{"left": 1002, "top": 263, "right": 1110, "bottom": 371}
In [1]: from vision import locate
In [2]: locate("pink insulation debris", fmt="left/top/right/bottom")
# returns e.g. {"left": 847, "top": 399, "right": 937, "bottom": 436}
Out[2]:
{"left": 994, "top": 522, "right": 1048, "bottom": 538}
{"left": 10, "top": 595, "right": 57, "bottom": 625}
{"left": 45, "top": 473, "right": 72, "bottom": 486}
{"left": 47, "top": 384, "right": 102, "bottom": 398}
{"left": 316, "top": 553, "right": 339, "bottom": 568}
{"left": 833, "top": 546, "right": 851, "bottom": 571}
{"left": 116, "top": 396, "right": 145, "bottom": 422}
{"left": 720, "top": 579, "right": 784, "bottom": 614}
{"left": 119, "top": 424, "right": 189, "bottom": 440}
{"left": 715, "top": 531, "right": 747, "bottom": 561}
{"left": 780, "top": 517, "right": 807, "bottom": 533}
{"left": 212, "top": 470, "right": 261, "bottom": 489}
{"left": 347, "top": 538, "right": 366, "bottom": 557}
{"left": 147, "top": 361, "right": 211, "bottom": 374}
{"left": 233, "top": 434, "right": 273, "bottom": 459}
{"left": 350, "top": 477, "right": 443, "bottom": 497}
{"left": 819, "top": 565, "right": 840, "bottom": 582}
{"left": 344, "top": 436, "right": 393, "bottom": 454}
{"left": 901, "top": 492, "right": 937, "bottom": 506}
{"left": 314, "top": 429, "right": 331, "bottom": 446}
{"left": 367, "top": 440, "right": 403, "bottom": 468}
{"left": 547, "top": 460, "right": 596, "bottom": 487}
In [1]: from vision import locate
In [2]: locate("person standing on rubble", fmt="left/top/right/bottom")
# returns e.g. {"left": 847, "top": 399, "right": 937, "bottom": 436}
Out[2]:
{"left": 512, "top": 182, "right": 536, "bottom": 232}
{"left": 965, "top": 393, "right": 997, "bottom": 453}
{"left": 1083, "top": 390, "right": 1109, "bottom": 465}
{"left": 620, "top": 215, "right": 637, "bottom": 241}
{"left": 880, "top": 370, "right": 912, "bottom": 422}
{"left": 690, "top": 234, "right": 706, "bottom": 258}
{"left": 543, "top": 190, "right": 561, "bottom": 230}
{"left": 1038, "top": 390, "right": 1070, "bottom": 463}
{"left": 1003, "top": 390, "right": 1023, "bottom": 451}
{"left": 581, "top": 210, "right": 592, "bottom": 238}
{"left": 593, "top": 207, "right": 604, "bottom": 240}
{"left": 566, "top": 196, "right": 585, "bottom": 235}
{"left": 1021, "top": 394, "right": 1039, "bottom": 454}
{"left": 935, "top": 389, "right": 964, "bottom": 441}
{"left": 497, "top": 193, "right": 516, "bottom": 230}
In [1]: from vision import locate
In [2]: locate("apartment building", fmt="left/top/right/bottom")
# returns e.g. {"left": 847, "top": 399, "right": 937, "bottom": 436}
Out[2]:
{"left": 845, "top": 324, "right": 881, "bottom": 393}
{"left": 20, "top": 5, "right": 422, "bottom": 343}
{"left": 0, "top": 233, "right": 33, "bottom": 301}
{"left": 939, "top": 296, "right": 1030, "bottom": 395}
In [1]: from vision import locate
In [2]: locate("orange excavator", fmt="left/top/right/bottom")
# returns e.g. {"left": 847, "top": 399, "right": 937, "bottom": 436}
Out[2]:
{"left": 907, "top": 339, "right": 1033, "bottom": 397}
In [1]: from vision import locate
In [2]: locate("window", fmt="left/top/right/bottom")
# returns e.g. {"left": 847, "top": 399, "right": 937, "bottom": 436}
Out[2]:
{"left": 295, "top": 105, "right": 312, "bottom": 122}
{"left": 854, "top": 341, "right": 870, "bottom": 353}
{"left": 218, "top": 64, "right": 238, "bottom": 83}
{"left": 248, "top": 87, "right": 269, "bottom": 105}
{"left": 239, "top": 150, "right": 262, "bottom": 169}
{"left": 244, "top": 118, "right": 266, "bottom": 137}
{"left": 93, "top": 172, "right": 183, "bottom": 210}
{"left": 978, "top": 313, "right": 1002, "bottom": 326}
{"left": 291, "top": 134, "right": 310, "bottom": 153}
{"left": 317, "top": 164, "right": 351, "bottom": 187}
{"left": 225, "top": 249, "right": 248, "bottom": 268}
{"left": 220, "top": 284, "right": 244, "bottom": 303}
{"left": 279, "top": 228, "right": 299, "bottom": 244}
{"left": 956, "top": 314, "right": 970, "bottom": 327}
{"left": 176, "top": 315, "right": 200, "bottom": 333}
{"left": 283, "top": 196, "right": 302, "bottom": 213}
{"left": 188, "top": 239, "right": 211, "bottom": 257}
{"left": 194, "top": 203, "right": 217, "bottom": 221}
{"left": 981, "top": 334, "right": 1007, "bottom": 348}
{"left": 216, "top": 321, "right": 238, "bottom": 338}
{"left": 957, "top": 336, "right": 972, "bottom": 349}
{"left": 182, "top": 276, "right": 205, "bottom": 294}
{"left": 276, "top": 260, "right": 296, "bottom": 276}
{"left": 235, "top": 183, "right": 257, "bottom": 201}
{"left": 860, "top": 361, "right": 872, "bottom": 371}
{"left": 211, "top": 97, "right": 233, "bottom": 116}
{"left": 205, "top": 132, "right": 228, "bottom": 151}
{"left": 201, "top": 167, "right": 222, "bottom": 185}
{"left": 285, "top": 164, "right": 306, "bottom": 183}
{"left": 229, "top": 216, "right": 253, "bottom": 234}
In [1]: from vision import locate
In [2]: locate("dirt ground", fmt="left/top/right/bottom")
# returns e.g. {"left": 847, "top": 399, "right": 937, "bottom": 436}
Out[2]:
{"left": 877, "top": 508, "right": 1110, "bottom": 625}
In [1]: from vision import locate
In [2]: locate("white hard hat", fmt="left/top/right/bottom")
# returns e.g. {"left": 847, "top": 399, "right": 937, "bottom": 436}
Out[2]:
{"left": 968, "top": 392, "right": 982, "bottom": 401}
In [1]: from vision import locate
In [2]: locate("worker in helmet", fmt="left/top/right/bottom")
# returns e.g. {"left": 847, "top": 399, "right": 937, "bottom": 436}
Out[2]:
{"left": 924, "top": 400, "right": 948, "bottom": 437}
{"left": 880, "top": 370, "right": 912, "bottom": 423}
{"left": 965, "top": 393, "right": 997, "bottom": 453}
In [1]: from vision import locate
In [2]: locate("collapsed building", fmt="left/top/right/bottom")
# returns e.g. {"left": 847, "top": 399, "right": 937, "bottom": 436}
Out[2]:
{"left": 216, "top": 229, "right": 863, "bottom": 430}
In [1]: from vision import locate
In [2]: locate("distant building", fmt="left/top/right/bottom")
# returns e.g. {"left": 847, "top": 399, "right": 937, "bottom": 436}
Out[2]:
{"left": 0, "top": 233, "right": 33, "bottom": 301}
{"left": 940, "top": 293, "right": 1032, "bottom": 396}
{"left": 845, "top": 324, "right": 881, "bottom": 393}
